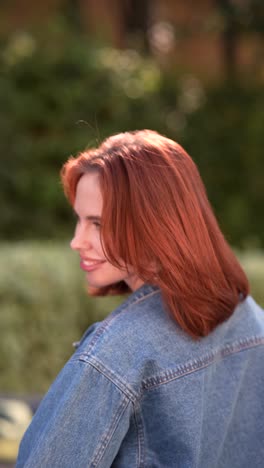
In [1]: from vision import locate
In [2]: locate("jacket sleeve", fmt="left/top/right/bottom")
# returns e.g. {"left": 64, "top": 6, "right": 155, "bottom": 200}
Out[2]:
{"left": 16, "top": 358, "right": 133, "bottom": 467}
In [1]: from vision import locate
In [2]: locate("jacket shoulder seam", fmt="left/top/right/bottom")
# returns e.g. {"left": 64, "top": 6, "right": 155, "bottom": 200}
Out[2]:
{"left": 72, "top": 354, "right": 139, "bottom": 402}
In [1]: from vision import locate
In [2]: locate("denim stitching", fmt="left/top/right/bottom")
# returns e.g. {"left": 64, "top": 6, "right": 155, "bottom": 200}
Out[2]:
{"left": 82, "top": 319, "right": 113, "bottom": 356}
{"left": 90, "top": 396, "right": 130, "bottom": 467}
{"left": 133, "top": 402, "right": 145, "bottom": 468}
{"left": 70, "top": 357, "right": 144, "bottom": 466}
{"left": 126, "top": 288, "right": 160, "bottom": 308}
{"left": 109, "top": 289, "right": 160, "bottom": 322}
{"left": 133, "top": 409, "right": 140, "bottom": 468}
{"left": 107, "top": 288, "right": 160, "bottom": 320}
{"left": 141, "top": 335, "right": 264, "bottom": 390}
{"left": 76, "top": 288, "right": 160, "bottom": 355}
{"left": 73, "top": 355, "right": 139, "bottom": 402}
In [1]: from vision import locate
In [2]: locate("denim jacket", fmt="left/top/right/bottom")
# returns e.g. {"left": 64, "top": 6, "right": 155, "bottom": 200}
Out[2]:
{"left": 16, "top": 284, "right": 264, "bottom": 468}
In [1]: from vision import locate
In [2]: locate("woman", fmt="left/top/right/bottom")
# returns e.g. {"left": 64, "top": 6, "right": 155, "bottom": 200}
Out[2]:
{"left": 17, "top": 130, "right": 264, "bottom": 467}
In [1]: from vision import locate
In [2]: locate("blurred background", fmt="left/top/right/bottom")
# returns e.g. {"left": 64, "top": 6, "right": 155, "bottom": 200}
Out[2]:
{"left": 0, "top": 0, "right": 263, "bottom": 464}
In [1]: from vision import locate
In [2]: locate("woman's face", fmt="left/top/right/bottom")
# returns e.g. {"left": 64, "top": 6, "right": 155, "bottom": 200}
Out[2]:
{"left": 70, "top": 172, "right": 144, "bottom": 291}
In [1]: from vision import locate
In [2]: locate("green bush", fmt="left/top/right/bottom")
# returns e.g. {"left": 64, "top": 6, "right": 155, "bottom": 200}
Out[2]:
{"left": 0, "top": 242, "right": 263, "bottom": 394}
{"left": 0, "top": 241, "right": 122, "bottom": 393}
{"left": 0, "top": 20, "right": 263, "bottom": 246}
{"left": 236, "top": 249, "right": 264, "bottom": 305}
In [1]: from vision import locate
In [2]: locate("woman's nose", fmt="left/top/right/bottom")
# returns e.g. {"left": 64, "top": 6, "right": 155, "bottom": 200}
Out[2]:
{"left": 70, "top": 224, "right": 89, "bottom": 251}
{"left": 70, "top": 235, "right": 79, "bottom": 251}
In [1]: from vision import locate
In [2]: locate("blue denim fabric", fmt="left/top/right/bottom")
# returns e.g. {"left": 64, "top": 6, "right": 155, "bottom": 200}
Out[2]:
{"left": 16, "top": 284, "right": 264, "bottom": 467}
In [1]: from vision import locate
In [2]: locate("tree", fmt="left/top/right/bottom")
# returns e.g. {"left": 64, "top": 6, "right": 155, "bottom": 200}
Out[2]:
{"left": 216, "top": 0, "right": 264, "bottom": 79}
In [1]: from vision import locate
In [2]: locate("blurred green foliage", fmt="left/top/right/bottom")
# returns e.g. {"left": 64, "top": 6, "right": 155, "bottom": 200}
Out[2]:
{"left": 0, "top": 19, "right": 263, "bottom": 247}
{"left": 0, "top": 241, "right": 122, "bottom": 393}
{"left": 0, "top": 241, "right": 263, "bottom": 393}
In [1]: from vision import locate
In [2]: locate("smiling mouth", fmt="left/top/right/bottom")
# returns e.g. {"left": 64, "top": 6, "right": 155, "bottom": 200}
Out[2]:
{"left": 80, "top": 259, "right": 105, "bottom": 272}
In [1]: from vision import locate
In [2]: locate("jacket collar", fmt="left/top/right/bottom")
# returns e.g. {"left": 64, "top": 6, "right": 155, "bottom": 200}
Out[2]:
{"left": 118, "top": 283, "right": 160, "bottom": 310}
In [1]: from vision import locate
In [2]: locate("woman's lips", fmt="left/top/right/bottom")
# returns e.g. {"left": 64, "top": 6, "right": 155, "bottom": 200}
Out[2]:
{"left": 80, "top": 259, "right": 105, "bottom": 272}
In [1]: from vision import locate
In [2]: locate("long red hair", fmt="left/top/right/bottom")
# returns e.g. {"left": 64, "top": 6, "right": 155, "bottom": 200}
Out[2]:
{"left": 61, "top": 130, "right": 249, "bottom": 338}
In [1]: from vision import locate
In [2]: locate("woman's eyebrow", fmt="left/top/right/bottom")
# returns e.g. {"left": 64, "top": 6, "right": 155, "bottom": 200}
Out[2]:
{"left": 85, "top": 215, "right": 101, "bottom": 221}
{"left": 72, "top": 210, "right": 101, "bottom": 221}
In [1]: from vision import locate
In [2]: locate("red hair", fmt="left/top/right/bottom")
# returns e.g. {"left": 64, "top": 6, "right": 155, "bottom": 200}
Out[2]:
{"left": 61, "top": 130, "right": 249, "bottom": 338}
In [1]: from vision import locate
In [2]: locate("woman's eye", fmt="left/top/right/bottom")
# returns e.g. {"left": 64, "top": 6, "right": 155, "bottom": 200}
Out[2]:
{"left": 93, "top": 222, "right": 101, "bottom": 228}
